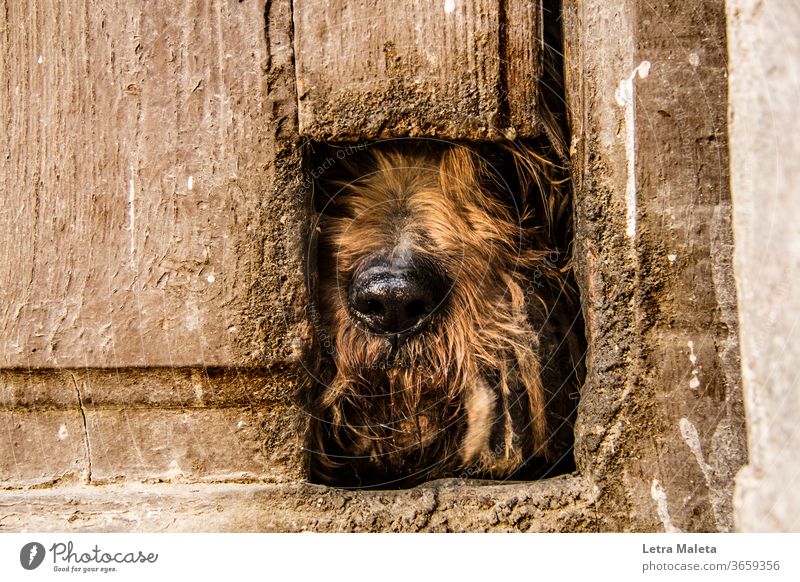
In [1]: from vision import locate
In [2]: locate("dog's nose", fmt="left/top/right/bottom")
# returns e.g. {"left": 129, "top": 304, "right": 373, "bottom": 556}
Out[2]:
{"left": 349, "top": 261, "right": 446, "bottom": 336}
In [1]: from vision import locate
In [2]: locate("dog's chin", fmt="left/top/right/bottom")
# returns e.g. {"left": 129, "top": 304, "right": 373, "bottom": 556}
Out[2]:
{"left": 340, "top": 316, "right": 439, "bottom": 371}
{"left": 333, "top": 326, "right": 456, "bottom": 422}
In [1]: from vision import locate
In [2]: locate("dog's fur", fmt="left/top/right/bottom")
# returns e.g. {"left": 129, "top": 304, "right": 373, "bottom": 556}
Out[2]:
{"left": 303, "top": 1, "right": 582, "bottom": 487}
{"left": 304, "top": 138, "right": 584, "bottom": 488}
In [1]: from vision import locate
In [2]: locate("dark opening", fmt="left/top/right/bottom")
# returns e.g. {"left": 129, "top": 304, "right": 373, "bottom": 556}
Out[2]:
{"left": 300, "top": 0, "right": 583, "bottom": 489}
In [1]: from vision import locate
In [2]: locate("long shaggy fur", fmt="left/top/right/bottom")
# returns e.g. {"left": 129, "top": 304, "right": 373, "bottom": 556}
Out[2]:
{"left": 303, "top": 1, "right": 580, "bottom": 487}
{"left": 304, "top": 138, "right": 584, "bottom": 488}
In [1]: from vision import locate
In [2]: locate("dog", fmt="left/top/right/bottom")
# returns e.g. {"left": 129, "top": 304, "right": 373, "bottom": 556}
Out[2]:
{"left": 302, "top": 136, "right": 585, "bottom": 488}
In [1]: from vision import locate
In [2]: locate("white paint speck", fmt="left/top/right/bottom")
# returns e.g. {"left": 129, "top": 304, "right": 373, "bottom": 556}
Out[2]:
{"left": 444, "top": 0, "right": 456, "bottom": 14}
{"left": 163, "top": 459, "right": 183, "bottom": 479}
{"left": 206, "top": 274, "right": 215, "bottom": 283}
{"left": 687, "top": 340, "right": 697, "bottom": 365}
{"left": 679, "top": 417, "right": 713, "bottom": 486}
{"left": 650, "top": 479, "right": 682, "bottom": 532}
{"left": 191, "top": 369, "right": 204, "bottom": 402}
{"left": 185, "top": 300, "right": 200, "bottom": 331}
{"left": 668, "top": 254, "right": 677, "bottom": 263}
{"left": 187, "top": 175, "right": 194, "bottom": 190}
{"left": 58, "top": 424, "right": 68, "bottom": 440}
{"left": 689, "top": 53, "right": 700, "bottom": 67}
{"left": 237, "top": 420, "right": 246, "bottom": 429}
{"left": 37, "top": 55, "right": 43, "bottom": 64}
{"left": 687, "top": 340, "right": 701, "bottom": 389}
{"left": 615, "top": 61, "right": 651, "bottom": 238}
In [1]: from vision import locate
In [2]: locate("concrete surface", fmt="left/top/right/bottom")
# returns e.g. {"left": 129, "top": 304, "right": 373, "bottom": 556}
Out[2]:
{"left": 727, "top": 0, "right": 800, "bottom": 532}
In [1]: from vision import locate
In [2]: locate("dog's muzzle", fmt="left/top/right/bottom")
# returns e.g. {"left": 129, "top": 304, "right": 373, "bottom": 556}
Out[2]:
{"left": 348, "top": 255, "right": 447, "bottom": 338}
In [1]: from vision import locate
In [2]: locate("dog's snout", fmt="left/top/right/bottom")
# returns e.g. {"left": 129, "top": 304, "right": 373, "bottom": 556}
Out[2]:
{"left": 349, "top": 260, "right": 445, "bottom": 336}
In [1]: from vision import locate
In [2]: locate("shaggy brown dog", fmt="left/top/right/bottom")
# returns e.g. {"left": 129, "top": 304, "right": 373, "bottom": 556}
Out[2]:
{"left": 304, "top": 138, "right": 584, "bottom": 488}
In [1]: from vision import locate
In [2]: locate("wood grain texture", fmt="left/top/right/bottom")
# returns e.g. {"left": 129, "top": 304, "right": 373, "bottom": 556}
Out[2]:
{"left": 0, "top": 0, "right": 306, "bottom": 368}
{"left": 564, "top": 0, "right": 746, "bottom": 532}
{"left": 0, "top": 477, "right": 592, "bottom": 532}
{"left": 293, "top": 0, "right": 542, "bottom": 140}
{"left": 0, "top": 410, "right": 88, "bottom": 486}
{"left": 85, "top": 407, "right": 302, "bottom": 483}
{"left": 0, "top": 366, "right": 306, "bottom": 486}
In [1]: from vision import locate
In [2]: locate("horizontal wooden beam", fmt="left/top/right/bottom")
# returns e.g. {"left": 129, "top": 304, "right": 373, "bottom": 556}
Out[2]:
{"left": 293, "top": 0, "right": 543, "bottom": 140}
{"left": 0, "top": 477, "right": 592, "bottom": 532}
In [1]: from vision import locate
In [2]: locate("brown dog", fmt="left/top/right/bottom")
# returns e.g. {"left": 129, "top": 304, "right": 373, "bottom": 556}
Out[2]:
{"left": 303, "top": 138, "right": 584, "bottom": 488}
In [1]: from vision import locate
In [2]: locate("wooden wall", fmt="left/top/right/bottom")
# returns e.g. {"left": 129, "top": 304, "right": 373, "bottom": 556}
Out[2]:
{"left": 0, "top": 0, "right": 750, "bottom": 533}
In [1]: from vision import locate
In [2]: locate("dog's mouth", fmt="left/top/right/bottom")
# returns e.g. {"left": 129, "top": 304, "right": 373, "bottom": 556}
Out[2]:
{"left": 351, "top": 333, "right": 423, "bottom": 372}
{"left": 352, "top": 319, "right": 431, "bottom": 348}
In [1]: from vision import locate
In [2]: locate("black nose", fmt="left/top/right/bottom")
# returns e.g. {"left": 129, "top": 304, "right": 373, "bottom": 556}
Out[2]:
{"left": 349, "top": 259, "right": 447, "bottom": 336}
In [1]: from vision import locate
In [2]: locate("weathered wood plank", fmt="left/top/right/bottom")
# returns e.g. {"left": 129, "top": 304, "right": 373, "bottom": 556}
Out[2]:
{"left": 293, "top": 0, "right": 542, "bottom": 140}
{"left": 564, "top": 0, "right": 746, "bottom": 532}
{"left": 0, "top": 477, "right": 592, "bottom": 532}
{"left": 86, "top": 407, "right": 303, "bottom": 484}
{"left": 0, "top": 0, "right": 305, "bottom": 368}
{"left": 503, "top": 0, "right": 543, "bottom": 134}
{"left": 0, "top": 367, "right": 299, "bottom": 410}
{"left": 0, "top": 368, "right": 306, "bottom": 486}
{"left": 0, "top": 410, "right": 88, "bottom": 486}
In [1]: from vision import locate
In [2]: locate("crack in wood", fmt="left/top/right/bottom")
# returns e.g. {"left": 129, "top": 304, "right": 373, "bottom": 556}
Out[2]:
{"left": 69, "top": 372, "right": 93, "bottom": 483}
